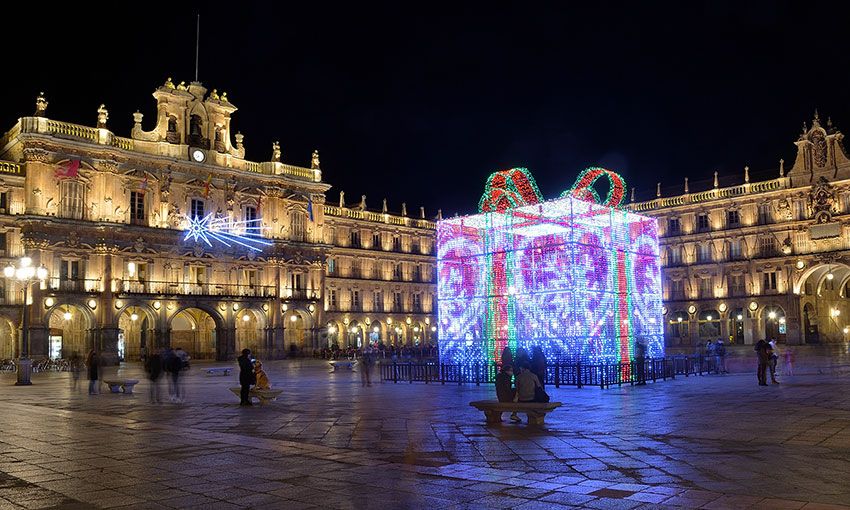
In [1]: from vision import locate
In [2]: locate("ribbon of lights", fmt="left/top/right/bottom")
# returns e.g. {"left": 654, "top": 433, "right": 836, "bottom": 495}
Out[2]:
{"left": 478, "top": 167, "right": 544, "bottom": 213}
{"left": 183, "top": 213, "right": 273, "bottom": 252}
{"left": 438, "top": 167, "right": 662, "bottom": 373}
{"left": 562, "top": 167, "right": 627, "bottom": 208}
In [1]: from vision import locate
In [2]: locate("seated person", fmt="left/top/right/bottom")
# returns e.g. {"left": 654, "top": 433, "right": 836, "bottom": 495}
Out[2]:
{"left": 515, "top": 364, "right": 542, "bottom": 402}
{"left": 496, "top": 364, "right": 521, "bottom": 422}
{"left": 253, "top": 359, "right": 271, "bottom": 390}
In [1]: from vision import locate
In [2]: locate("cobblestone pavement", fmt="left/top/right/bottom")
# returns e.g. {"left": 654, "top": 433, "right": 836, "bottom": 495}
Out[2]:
{"left": 1, "top": 361, "right": 849, "bottom": 509}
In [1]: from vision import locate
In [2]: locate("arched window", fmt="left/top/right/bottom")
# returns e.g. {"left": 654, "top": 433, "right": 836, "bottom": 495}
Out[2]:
{"left": 668, "top": 311, "right": 689, "bottom": 343}
{"left": 698, "top": 310, "right": 720, "bottom": 338}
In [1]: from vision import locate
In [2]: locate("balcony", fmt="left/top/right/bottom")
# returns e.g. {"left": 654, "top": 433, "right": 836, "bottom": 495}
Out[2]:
{"left": 119, "top": 280, "right": 276, "bottom": 297}
{"left": 50, "top": 278, "right": 102, "bottom": 293}
{"left": 286, "top": 289, "right": 319, "bottom": 301}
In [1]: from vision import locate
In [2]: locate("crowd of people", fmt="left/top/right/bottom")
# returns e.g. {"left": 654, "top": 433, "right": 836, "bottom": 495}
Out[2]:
{"left": 693, "top": 339, "right": 730, "bottom": 374}
{"left": 142, "top": 347, "right": 191, "bottom": 403}
{"left": 315, "top": 343, "right": 438, "bottom": 362}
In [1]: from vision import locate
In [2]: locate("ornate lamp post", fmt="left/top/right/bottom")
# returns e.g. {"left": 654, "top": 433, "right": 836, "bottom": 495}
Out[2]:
{"left": 4, "top": 256, "right": 49, "bottom": 385}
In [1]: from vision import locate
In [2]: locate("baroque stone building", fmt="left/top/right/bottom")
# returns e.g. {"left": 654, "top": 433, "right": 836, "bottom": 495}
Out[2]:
{"left": 631, "top": 113, "right": 850, "bottom": 346}
{"left": 0, "top": 80, "right": 435, "bottom": 363}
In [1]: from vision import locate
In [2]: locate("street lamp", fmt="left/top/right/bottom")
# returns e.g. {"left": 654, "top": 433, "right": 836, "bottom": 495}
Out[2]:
{"left": 3, "top": 257, "right": 49, "bottom": 385}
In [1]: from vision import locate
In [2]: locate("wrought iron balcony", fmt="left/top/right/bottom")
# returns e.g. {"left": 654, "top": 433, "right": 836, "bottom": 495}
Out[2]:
{"left": 119, "top": 280, "right": 276, "bottom": 297}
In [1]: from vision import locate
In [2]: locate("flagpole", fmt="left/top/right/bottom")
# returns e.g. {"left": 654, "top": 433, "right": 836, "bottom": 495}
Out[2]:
{"left": 195, "top": 14, "right": 200, "bottom": 82}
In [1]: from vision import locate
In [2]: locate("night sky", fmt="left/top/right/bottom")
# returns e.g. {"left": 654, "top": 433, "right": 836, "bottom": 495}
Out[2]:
{"left": 4, "top": 2, "right": 849, "bottom": 216}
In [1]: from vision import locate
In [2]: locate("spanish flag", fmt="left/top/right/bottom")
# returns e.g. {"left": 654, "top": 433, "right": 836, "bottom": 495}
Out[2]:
{"left": 202, "top": 173, "right": 212, "bottom": 198}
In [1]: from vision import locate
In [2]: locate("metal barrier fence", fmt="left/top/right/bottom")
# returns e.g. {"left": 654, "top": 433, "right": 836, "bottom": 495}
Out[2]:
{"left": 379, "top": 355, "right": 725, "bottom": 389}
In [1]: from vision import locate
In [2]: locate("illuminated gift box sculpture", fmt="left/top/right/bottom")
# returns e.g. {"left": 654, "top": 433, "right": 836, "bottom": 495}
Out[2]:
{"left": 437, "top": 168, "right": 663, "bottom": 367}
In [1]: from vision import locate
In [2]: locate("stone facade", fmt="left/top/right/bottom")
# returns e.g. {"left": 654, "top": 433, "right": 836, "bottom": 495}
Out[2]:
{"left": 0, "top": 80, "right": 436, "bottom": 363}
{"left": 631, "top": 113, "right": 850, "bottom": 346}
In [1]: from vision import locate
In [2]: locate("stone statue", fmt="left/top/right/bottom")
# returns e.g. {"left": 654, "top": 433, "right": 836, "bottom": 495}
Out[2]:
{"left": 164, "top": 77, "right": 175, "bottom": 89}
{"left": 97, "top": 104, "right": 109, "bottom": 128}
{"left": 254, "top": 360, "right": 271, "bottom": 389}
{"left": 271, "top": 141, "right": 281, "bottom": 162}
{"left": 437, "top": 209, "right": 442, "bottom": 220}
{"left": 401, "top": 202, "right": 407, "bottom": 216}
{"left": 420, "top": 206, "right": 425, "bottom": 219}
{"left": 359, "top": 195, "right": 366, "bottom": 210}
{"left": 339, "top": 190, "right": 345, "bottom": 208}
{"left": 167, "top": 203, "right": 181, "bottom": 228}
{"left": 220, "top": 91, "right": 228, "bottom": 103}
{"left": 311, "top": 149, "right": 321, "bottom": 169}
{"left": 35, "top": 92, "right": 48, "bottom": 117}
{"left": 382, "top": 198, "right": 387, "bottom": 213}
{"left": 177, "top": 81, "right": 188, "bottom": 91}
{"left": 209, "top": 89, "right": 220, "bottom": 101}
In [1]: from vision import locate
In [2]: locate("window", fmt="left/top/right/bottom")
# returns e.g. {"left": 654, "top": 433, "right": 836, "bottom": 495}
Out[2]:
{"left": 669, "top": 279, "right": 685, "bottom": 300}
{"left": 412, "top": 239, "right": 420, "bottom": 253}
{"left": 190, "top": 266, "right": 206, "bottom": 286}
{"left": 373, "top": 291, "right": 383, "bottom": 312}
{"left": 668, "top": 246, "right": 683, "bottom": 266}
{"left": 0, "top": 191, "right": 8, "bottom": 213}
{"left": 696, "top": 243, "right": 712, "bottom": 263}
{"left": 291, "top": 273, "right": 304, "bottom": 292}
{"left": 757, "top": 203, "right": 772, "bottom": 225}
{"left": 728, "top": 239, "right": 744, "bottom": 261}
{"left": 59, "top": 259, "right": 81, "bottom": 291}
{"left": 0, "top": 232, "right": 6, "bottom": 256}
{"left": 667, "top": 218, "right": 681, "bottom": 235}
{"left": 351, "top": 258, "right": 361, "bottom": 278}
{"left": 60, "top": 180, "right": 86, "bottom": 219}
{"left": 244, "top": 206, "right": 259, "bottom": 234}
{"left": 726, "top": 210, "right": 740, "bottom": 228}
{"left": 373, "top": 233, "right": 382, "bottom": 250}
{"left": 412, "top": 294, "right": 422, "bottom": 313}
{"left": 130, "top": 191, "right": 145, "bottom": 224}
{"left": 758, "top": 236, "right": 777, "bottom": 257}
{"left": 697, "top": 214, "right": 710, "bottom": 232}
{"left": 328, "top": 289, "right": 337, "bottom": 310}
{"left": 794, "top": 199, "right": 807, "bottom": 220}
{"left": 698, "top": 277, "right": 713, "bottom": 299}
{"left": 393, "top": 263, "right": 403, "bottom": 280}
{"left": 190, "top": 198, "right": 205, "bottom": 219}
{"left": 763, "top": 271, "right": 778, "bottom": 292}
{"left": 392, "top": 236, "right": 402, "bottom": 251}
{"left": 327, "top": 258, "right": 336, "bottom": 275}
{"left": 413, "top": 264, "right": 422, "bottom": 282}
{"left": 290, "top": 211, "right": 305, "bottom": 241}
{"left": 393, "top": 292, "right": 403, "bottom": 312}
{"left": 728, "top": 274, "right": 746, "bottom": 297}
{"left": 351, "top": 290, "right": 361, "bottom": 311}
{"left": 243, "top": 269, "right": 257, "bottom": 289}
{"left": 350, "top": 230, "right": 361, "bottom": 248}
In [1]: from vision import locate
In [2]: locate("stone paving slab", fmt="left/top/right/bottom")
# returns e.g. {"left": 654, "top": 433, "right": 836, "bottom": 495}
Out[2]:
{"left": 0, "top": 361, "right": 849, "bottom": 509}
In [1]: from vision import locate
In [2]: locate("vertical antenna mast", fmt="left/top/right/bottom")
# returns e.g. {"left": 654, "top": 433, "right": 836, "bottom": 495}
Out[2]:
{"left": 194, "top": 14, "right": 200, "bottom": 82}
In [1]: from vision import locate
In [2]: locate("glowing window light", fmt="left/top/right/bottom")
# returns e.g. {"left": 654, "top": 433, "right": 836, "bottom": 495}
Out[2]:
{"left": 183, "top": 213, "right": 273, "bottom": 252}
{"left": 242, "top": 314, "right": 251, "bottom": 322}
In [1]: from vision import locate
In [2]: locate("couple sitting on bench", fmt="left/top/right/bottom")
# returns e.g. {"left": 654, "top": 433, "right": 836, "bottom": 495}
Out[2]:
{"left": 496, "top": 363, "right": 549, "bottom": 422}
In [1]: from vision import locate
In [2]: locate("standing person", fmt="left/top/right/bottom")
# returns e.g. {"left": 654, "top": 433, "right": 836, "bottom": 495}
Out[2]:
{"left": 716, "top": 340, "right": 728, "bottom": 374}
{"left": 144, "top": 349, "right": 163, "bottom": 404}
{"left": 530, "top": 346, "right": 547, "bottom": 389}
{"left": 755, "top": 339, "right": 768, "bottom": 386}
{"left": 784, "top": 347, "right": 795, "bottom": 376}
{"left": 237, "top": 349, "right": 255, "bottom": 406}
{"left": 86, "top": 350, "right": 100, "bottom": 395}
{"left": 768, "top": 338, "right": 780, "bottom": 384}
{"left": 495, "top": 364, "right": 520, "bottom": 422}
{"left": 175, "top": 347, "right": 190, "bottom": 370}
{"left": 69, "top": 351, "right": 82, "bottom": 391}
{"left": 705, "top": 341, "right": 716, "bottom": 373}
{"left": 360, "top": 344, "right": 374, "bottom": 387}
{"left": 166, "top": 349, "right": 183, "bottom": 403}
{"left": 634, "top": 338, "right": 647, "bottom": 385}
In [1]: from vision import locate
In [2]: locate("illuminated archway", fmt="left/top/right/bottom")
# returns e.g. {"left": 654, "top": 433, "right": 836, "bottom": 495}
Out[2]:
{"left": 117, "top": 304, "right": 157, "bottom": 361}
{"left": 0, "top": 317, "right": 15, "bottom": 359}
{"left": 236, "top": 308, "right": 266, "bottom": 357}
{"left": 284, "top": 309, "right": 312, "bottom": 354}
{"left": 45, "top": 303, "right": 93, "bottom": 359}
{"left": 170, "top": 307, "right": 218, "bottom": 360}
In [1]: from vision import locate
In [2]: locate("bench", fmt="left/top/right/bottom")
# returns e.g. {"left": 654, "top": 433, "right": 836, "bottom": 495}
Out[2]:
{"left": 229, "top": 387, "right": 284, "bottom": 406}
{"left": 469, "top": 400, "right": 562, "bottom": 425}
{"left": 206, "top": 367, "right": 232, "bottom": 376}
{"left": 102, "top": 379, "right": 140, "bottom": 395}
{"left": 328, "top": 360, "right": 354, "bottom": 371}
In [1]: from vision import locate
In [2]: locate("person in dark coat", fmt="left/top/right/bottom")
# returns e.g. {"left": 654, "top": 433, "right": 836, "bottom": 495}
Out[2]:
{"left": 495, "top": 364, "right": 521, "bottom": 423}
{"left": 86, "top": 350, "right": 100, "bottom": 395}
{"left": 237, "top": 349, "right": 256, "bottom": 406}
{"left": 166, "top": 349, "right": 184, "bottom": 403}
{"left": 515, "top": 347, "right": 530, "bottom": 371}
{"left": 634, "top": 338, "right": 647, "bottom": 385}
{"left": 755, "top": 339, "right": 769, "bottom": 386}
{"left": 501, "top": 346, "right": 513, "bottom": 370}
{"left": 530, "top": 346, "right": 547, "bottom": 389}
{"left": 144, "top": 349, "right": 163, "bottom": 403}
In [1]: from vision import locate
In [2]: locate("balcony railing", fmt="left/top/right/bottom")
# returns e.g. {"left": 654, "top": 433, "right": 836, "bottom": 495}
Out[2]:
{"left": 285, "top": 289, "right": 318, "bottom": 300}
{"left": 50, "top": 278, "right": 102, "bottom": 293}
{"left": 120, "top": 280, "right": 275, "bottom": 297}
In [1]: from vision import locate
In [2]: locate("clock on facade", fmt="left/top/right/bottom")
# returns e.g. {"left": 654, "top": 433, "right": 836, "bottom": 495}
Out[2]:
{"left": 190, "top": 148, "right": 206, "bottom": 163}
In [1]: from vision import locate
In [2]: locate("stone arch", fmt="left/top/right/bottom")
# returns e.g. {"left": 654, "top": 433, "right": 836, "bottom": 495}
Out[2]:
{"left": 168, "top": 305, "right": 225, "bottom": 360}
{"left": 325, "top": 320, "right": 344, "bottom": 349}
{"left": 284, "top": 308, "right": 313, "bottom": 355}
{"left": 368, "top": 320, "right": 384, "bottom": 345}
{"left": 389, "top": 322, "right": 408, "bottom": 345}
{"left": 344, "top": 319, "right": 364, "bottom": 349}
{"left": 235, "top": 307, "right": 267, "bottom": 357}
{"left": 0, "top": 316, "right": 16, "bottom": 359}
{"left": 45, "top": 302, "right": 95, "bottom": 358}
{"left": 410, "top": 321, "right": 426, "bottom": 345}
{"left": 794, "top": 263, "right": 850, "bottom": 294}
{"left": 116, "top": 302, "right": 158, "bottom": 361}
{"left": 758, "top": 304, "right": 787, "bottom": 343}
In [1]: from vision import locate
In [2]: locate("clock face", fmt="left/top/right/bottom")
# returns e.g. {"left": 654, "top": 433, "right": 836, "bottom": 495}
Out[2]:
{"left": 191, "top": 149, "right": 205, "bottom": 163}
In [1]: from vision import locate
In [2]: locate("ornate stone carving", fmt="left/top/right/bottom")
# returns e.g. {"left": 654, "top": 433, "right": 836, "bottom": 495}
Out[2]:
{"left": 35, "top": 92, "right": 48, "bottom": 117}
{"left": 809, "top": 176, "right": 836, "bottom": 223}
{"left": 311, "top": 149, "right": 320, "bottom": 169}
{"left": 776, "top": 198, "right": 792, "bottom": 221}
{"left": 67, "top": 231, "right": 79, "bottom": 247}
{"left": 271, "top": 141, "right": 281, "bottom": 162}
{"left": 22, "top": 147, "right": 50, "bottom": 162}
{"left": 133, "top": 237, "right": 146, "bottom": 253}
{"left": 167, "top": 203, "right": 181, "bottom": 228}
{"left": 97, "top": 104, "right": 109, "bottom": 128}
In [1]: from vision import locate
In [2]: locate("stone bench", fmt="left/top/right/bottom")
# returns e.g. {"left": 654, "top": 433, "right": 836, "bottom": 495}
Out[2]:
{"left": 229, "top": 387, "right": 283, "bottom": 405}
{"left": 469, "top": 400, "right": 562, "bottom": 425}
{"left": 102, "top": 379, "right": 140, "bottom": 394}
{"left": 206, "top": 367, "right": 232, "bottom": 376}
{"left": 329, "top": 360, "right": 354, "bottom": 371}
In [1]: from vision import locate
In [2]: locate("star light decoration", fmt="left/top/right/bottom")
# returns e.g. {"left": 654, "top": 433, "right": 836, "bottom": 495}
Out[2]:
{"left": 183, "top": 213, "right": 273, "bottom": 252}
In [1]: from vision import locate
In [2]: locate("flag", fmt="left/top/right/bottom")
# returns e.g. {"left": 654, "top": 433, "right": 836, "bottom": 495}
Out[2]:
{"left": 307, "top": 194, "right": 315, "bottom": 222}
{"left": 202, "top": 173, "right": 212, "bottom": 198}
{"left": 55, "top": 158, "right": 80, "bottom": 179}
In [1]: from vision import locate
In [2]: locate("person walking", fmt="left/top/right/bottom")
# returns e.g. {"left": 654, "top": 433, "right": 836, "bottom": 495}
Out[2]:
{"left": 237, "top": 349, "right": 256, "bottom": 406}
{"left": 530, "top": 346, "right": 547, "bottom": 389}
{"left": 634, "top": 338, "right": 647, "bottom": 385}
{"left": 69, "top": 351, "right": 82, "bottom": 391}
{"left": 495, "top": 364, "right": 520, "bottom": 422}
{"left": 755, "top": 339, "right": 768, "bottom": 386}
{"left": 783, "top": 347, "right": 795, "bottom": 376}
{"left": 360, "top": 344, "right": 375, "bottom": 387}
{"left": 768, "top": 338, "right": 780, "bottom": 384}
{"left": 86, "top": 349, "right": 100, "bottom": 395}
{"left": 715, "top": 340, "right": 728, "bottom": 374}
{"left": 166, "top": 349, "right": 184, "bottom": 403}
{"left": 144, "top": 349, "right": 163, "bottom": 403}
